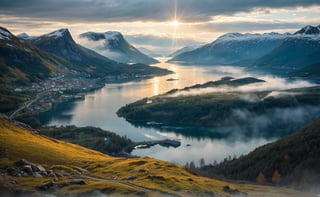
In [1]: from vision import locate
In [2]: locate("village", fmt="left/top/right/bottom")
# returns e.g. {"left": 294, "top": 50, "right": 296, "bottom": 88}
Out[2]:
{"left": 13, "top": 74, "right": 105, "bottom": 115}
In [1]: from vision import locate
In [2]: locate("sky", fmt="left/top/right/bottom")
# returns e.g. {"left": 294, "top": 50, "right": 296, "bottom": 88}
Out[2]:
{"left": 1, "top": 0, "right": 320, "bottom": 55}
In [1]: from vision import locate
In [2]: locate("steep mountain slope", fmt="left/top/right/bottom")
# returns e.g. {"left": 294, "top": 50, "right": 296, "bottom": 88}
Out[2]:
{"left": 0, "top": 27, "right": 73, "bottom": 85}
{"left": 33, "top": 29, "right": 168, "bottom": 78}
{"left": 169, "top": 32, "right": 289, "bottom": 65}
{"left": 168, "top": 46, "right": 196, "bottom": 57}
{"left": 80, "top": 31, "right": 159, "bottom": 64}
{"left": 0, "top": 27, "right": 76, "bottom": 113}
{"left": 0, "top": 116, "right": 314, "bottom": 197}
{"left": 200, "top": 116, "right": 320, "bottom": 190}
{"left": 254, "top": 25, "right": 320, "bottom": 70}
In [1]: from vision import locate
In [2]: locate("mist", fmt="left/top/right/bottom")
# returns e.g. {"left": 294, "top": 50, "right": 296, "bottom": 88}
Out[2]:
{"left": 166, "top": 75, "right": 315, "bottom": 97}
{"left": 77, "top": 36, "right": 126, "bottom": 63}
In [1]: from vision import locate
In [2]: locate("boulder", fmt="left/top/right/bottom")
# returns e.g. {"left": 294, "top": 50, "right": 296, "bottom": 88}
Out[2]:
{"left": 37, "top": 181, "right": 56, "bottom": 191}
{"left": 62, "top": 179, "right": 86, "bottom": 186}
{"left": 125, "top": 175, "right": 137, "bottom": 180}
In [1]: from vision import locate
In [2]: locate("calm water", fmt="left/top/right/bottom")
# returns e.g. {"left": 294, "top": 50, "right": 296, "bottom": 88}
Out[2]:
{"left": 40, "top": 58, "right": 288, "bottom": 165}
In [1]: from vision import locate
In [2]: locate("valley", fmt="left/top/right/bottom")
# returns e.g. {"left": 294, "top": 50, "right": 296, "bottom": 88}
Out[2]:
{"left": 1, "top": 18, "right": 320, "bottom": 196}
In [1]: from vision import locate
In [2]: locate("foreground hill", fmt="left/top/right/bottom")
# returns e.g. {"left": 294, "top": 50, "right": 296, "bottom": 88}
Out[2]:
{"left": 199, "top": 116, "right": 320, "bottom": 191}
{"left": 80, "top": 31, "right": 159, "bottom": 65}
{"left": 0, "top": 116, "right": 314, "bottom": 196}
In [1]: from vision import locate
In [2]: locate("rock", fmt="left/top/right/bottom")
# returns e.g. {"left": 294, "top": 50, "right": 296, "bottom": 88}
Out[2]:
{"left": 22, "top": 165, "right": 33, "bottom": 175}
{"left": 62, "top": 179, "right": 86, "bottom": 186}
{"left": 34, "top": 165, "right": 46, "bottom": 172}
{"left": 125, "top": 176, "right": 137, "bottom": 180}
{"left": 33, "top": 172, "right": 43, "bottom": 178}
{"left": 138, "top": 168, "right": 146, "bottom": 173}
{"left": 15, "top": 159, "right": 32, "bottom": 167}
{"left": 148, "top": 174, "right": 164, "bottom": 180}
{"left": 7, "top": 167, "right": 19, "bottom": 176}
{"left": 37, "top": 181, "right": 56, "bottom": 191}
{"left": 223, "top": 185, "right": 248, "bottom": 197}
{"left": 48, "top": 170, "right": 58, "bottom": 181}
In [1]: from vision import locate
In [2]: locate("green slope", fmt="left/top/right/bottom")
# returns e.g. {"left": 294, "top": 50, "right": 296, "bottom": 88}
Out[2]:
{"left": 199, "top": 116, "right": 320, "bottom": 190}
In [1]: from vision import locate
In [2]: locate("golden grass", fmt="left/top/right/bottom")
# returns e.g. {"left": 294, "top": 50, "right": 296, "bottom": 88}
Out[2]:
{"left": 0, "top": 117, "right": 317, "bottom": 197}
{"left": 0, "top": 118, "right": 111, "bottom": 165}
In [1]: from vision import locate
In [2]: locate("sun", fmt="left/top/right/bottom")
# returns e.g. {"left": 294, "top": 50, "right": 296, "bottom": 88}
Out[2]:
{"left": 171, "top": 20, "right": 180, "bottom": 27}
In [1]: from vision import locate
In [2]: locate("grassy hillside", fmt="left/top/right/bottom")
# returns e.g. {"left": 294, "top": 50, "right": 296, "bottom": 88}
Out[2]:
{"left": 199, "top": 116, "right": 320, "bottom": 191}
{"left": 0, "top": 116, "right": 314, "bottom": 196}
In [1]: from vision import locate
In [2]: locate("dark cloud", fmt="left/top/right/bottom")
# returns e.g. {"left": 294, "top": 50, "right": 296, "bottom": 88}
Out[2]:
{"left": 0, "top": 0, "right": 319, "bottom": 22}
{"left": 197, "top": 21, "right": 311, "bottom": 33}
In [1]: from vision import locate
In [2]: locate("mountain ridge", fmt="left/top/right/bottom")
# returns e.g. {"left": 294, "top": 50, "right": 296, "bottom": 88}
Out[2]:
{"left": 169, "top": 25, "right": 320, "bottom": 71}
{"left": 80, "top": 31, "right": 159, "bottom": 65}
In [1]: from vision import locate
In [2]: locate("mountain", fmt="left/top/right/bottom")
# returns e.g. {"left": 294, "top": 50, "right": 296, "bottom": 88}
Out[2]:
{"left": 0, "top": 27, "right": 80, "bottom": 113}
{"left": 80, "top": 31, "right": 159, "bottom": 64}
{"left": 16, "top": 33, "right": 37, "bottom": 40}
{"left": 289, "top": 61, "right": 320, "bottom": 79}
{"left": 0, "top": 27, "right": 74, "bottom": 85}
{"left": 33, "top": 29, "right": 168, "bottom": 77}
{"left": 254, "top": 25, "right": 320, "bottom": 70}
{"left": 294, "top": 25, "right": 320, "bottom": 35}
{"left": 138, "top": 47, "right": 162, "bottom": 58}
{"left": 168, "top": 46, "right": 197, "bottom": 57}
{"left": 0, "top": 116, "right": 312, "bottom": 196}
{"left": 199, "top": 116, "right": 320, "bottom": 190}
{"left": 169, "top": 32, "right": 290, "bottom": 65}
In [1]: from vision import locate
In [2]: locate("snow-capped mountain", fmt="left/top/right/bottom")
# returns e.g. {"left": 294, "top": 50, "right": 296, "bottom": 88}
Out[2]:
{"left": 80, "top": 31, "right": 159, "bottom": 65}
{"left": 294, "top": 25, "right": 320, "bottom": 35}
{"left": 169, "top": 32, "right": 290, "bottom": 65}
{"left": 16, "top": 33, "right": 37, "bottom": 40}
{"left": 33, "top": 28, "right": 86, "bottom": 62}
{"left": 31, "top": 28, "right": 170, "bottom": 77}
{"left": 254, "top": 25, "right": 320, "bottom": 70}
{"left": 0, "top": 27, "right": 74, "bottom": 84}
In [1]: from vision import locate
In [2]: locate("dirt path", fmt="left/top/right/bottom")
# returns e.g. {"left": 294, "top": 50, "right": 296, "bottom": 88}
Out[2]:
{"left": 81, "top": 175, "right": 178, "bottom": 197}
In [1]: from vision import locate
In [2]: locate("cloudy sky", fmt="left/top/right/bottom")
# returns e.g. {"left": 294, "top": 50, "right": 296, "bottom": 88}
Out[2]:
{"left": 1, "top": 0, "right": 320, "bottom": 54}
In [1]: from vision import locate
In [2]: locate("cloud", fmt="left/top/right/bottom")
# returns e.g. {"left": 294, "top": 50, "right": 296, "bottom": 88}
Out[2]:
{"left": 167, "top": 75, "right": 315, "bottom": 97}
{"left": 0, "top": 0, "right": 319, "bottom": 23}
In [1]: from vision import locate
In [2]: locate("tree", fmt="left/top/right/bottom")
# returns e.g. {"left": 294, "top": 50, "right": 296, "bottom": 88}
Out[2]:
{"left": 199, "top": 158, "right": 205, "bottom": 168}
{"left": 272, "top": 169, "right": 281, "bottom": 184}
{"left": 256, "top": 172, "right": 266, "bottom": 184}
{"left": 189, "top": 161, "right": 196, "bottom": 170}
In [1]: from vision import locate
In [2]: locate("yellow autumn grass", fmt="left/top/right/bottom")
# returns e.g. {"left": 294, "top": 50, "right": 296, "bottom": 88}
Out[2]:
{"left": 0, "top": 117, "right": 316, "bottom": 196}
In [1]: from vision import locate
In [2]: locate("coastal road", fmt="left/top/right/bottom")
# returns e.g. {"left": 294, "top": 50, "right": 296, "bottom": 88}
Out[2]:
{"left": 9, "top": 92, "right": 44, "bottom": 119}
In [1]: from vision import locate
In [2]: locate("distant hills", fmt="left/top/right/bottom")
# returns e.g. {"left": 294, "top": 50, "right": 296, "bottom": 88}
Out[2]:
{"left": 169, "top": 25, "right": 320, "bottom": 75}
{"left": 168, "top": 46, "right": 197, "bottom": 58}
{"left": 80, "top": 31, "right": 159, "bottom": 65}
{"left": 169, "top": 32, "right": 290, "bottom": 65}
{"left": 199, "top": 116, "right": 320, "bottom": 190}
